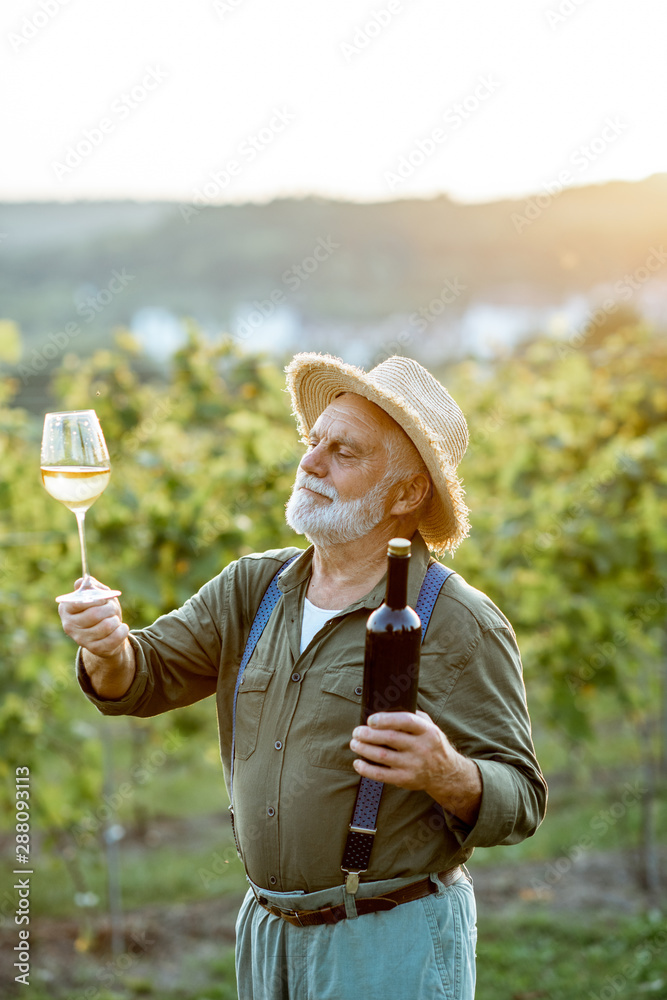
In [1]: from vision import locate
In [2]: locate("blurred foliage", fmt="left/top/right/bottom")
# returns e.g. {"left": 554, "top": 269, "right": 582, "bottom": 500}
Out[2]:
{"left": 0, "top": 321, "right": 665, "bottom": 855}
{"left": 446, "top": 321, "right": 667, "bottom": 745}
{"left": 0, "top": 330, "right": 301, "bottom": 841}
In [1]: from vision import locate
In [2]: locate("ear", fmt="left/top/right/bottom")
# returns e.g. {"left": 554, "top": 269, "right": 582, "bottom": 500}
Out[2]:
{"left": 389, "top": 473, "right": 431, "bottom": 517}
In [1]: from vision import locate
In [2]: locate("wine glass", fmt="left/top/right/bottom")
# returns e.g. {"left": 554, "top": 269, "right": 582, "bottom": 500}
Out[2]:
{"left": 41, "top": 409, "right": 121, "bottom": 604}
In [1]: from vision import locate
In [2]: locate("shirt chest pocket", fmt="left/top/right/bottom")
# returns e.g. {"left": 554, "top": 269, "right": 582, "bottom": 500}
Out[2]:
{"left": 306, "top": 668, "right": 362, "bottom": 771}
{"left": 234, "top": 664, "right": 274, "bottom": 761}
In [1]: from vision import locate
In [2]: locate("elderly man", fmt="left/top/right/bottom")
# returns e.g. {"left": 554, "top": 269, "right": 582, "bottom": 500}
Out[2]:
{"left": 61, "top": 353, "right": 547, "bottom": 1000}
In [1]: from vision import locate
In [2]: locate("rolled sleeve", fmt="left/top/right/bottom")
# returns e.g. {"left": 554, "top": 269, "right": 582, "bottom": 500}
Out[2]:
{"left": 435, "top": 621, "right": 548, "bottom": 850}
{"left": 76, "top": 635, "right": 152, "bottom": 716}
{"left": 444, "top": 757, "right": 546, "bottom": 850}
{"left": 75, "top": 576, "right": 225, "bottom": 718}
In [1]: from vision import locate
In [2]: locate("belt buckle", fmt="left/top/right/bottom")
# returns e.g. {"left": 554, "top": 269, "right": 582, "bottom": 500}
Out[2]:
{"left": 268, "top": 904, "right": 303, "bottom": 926}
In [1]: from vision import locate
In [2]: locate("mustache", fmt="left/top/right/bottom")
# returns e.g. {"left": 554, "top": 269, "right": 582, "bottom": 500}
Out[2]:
{"left": 294, "top": 471, "right": 339, "bottom": 501}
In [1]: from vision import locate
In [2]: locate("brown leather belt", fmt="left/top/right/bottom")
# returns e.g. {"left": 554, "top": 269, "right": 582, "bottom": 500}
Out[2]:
{"left": 255, "top": 866, "right": 463, "bottom": 927}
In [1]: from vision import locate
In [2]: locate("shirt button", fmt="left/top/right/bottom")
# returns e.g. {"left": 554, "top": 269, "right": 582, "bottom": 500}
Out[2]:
{"left": 274, "top": 740, "right": 283, "bottom": 751}
{"left": 354, "top": 686, "right": 362, "bottom": 696}
{"left": 291, "top": 672, "right": 301, "bottom": 683}
{"left": 269, "top": 876, "right": 277, "bottom": 885}
{"left": 267, "top": 807, "right": 275, "bottom": 817}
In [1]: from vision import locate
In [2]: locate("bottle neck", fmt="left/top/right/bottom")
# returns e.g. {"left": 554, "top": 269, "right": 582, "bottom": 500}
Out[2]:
{"left": 385, "top": 554, "right": 409, "bottom": 609}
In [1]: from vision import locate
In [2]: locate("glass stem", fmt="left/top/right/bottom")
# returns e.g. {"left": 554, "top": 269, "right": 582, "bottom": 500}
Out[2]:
{"left": 74, "top": 510, "right": 91, "bottom": 585}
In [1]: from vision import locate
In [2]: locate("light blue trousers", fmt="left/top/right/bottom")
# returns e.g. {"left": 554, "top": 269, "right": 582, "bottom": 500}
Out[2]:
{"left": 235, "top": 869, "right": 477, "bottom": 1000}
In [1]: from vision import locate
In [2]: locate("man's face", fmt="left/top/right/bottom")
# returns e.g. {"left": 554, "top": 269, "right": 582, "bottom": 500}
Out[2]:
{"left": 285, "top": 394, "right": 399, "bottom": 545}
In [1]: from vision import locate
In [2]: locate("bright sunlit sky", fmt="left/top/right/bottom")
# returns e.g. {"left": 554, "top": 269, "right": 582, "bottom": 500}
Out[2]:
{"left": 2, "top": 0, "right": 665, "bottom": 205}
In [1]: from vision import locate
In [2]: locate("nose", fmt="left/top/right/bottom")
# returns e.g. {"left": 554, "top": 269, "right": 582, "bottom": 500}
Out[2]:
{"left": 300, "top": 441, "right": 327, "bottom": 477}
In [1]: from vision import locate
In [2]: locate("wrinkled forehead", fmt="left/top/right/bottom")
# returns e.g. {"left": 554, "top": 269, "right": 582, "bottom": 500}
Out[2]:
{"left": 311, "top": 392, "right": 397, "bottom": 446}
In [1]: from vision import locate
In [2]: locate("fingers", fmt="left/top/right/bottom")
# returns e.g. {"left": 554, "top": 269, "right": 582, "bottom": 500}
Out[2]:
{"left": 352, "top": 712, "right": 431, "bottom": 749}
{"left": 353, "top": 757, "right": 407, "bottom": 784}
{"left": 349, "top": 711, "right": 443, "bottom": 789}
{"left": 59, "top": 596, "right": 129, "bottom": 656}
{"left": 366, "top": 711, "right": 430, "bottom": 734}
{"left": 60, "top": 597, "right": 121, "bottom": 625}
{"left": 350, "top": 736, "right": 404, "bottom": 767}
{"left": 351, "top": 726, "right": 414, "bottom": 753}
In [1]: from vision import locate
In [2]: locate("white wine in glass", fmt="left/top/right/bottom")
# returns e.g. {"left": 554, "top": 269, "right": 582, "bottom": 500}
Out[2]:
{"left": 41, "top": 409, "right": 121, "bottom": 604}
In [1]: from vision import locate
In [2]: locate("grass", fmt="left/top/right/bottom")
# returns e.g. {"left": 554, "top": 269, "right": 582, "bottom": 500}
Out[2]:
{"left": 476, "top": 911, "right": 667, "bottom": 1000}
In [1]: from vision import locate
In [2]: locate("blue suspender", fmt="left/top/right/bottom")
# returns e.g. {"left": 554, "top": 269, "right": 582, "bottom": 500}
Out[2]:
{"left": 229, "top": 556, "right": 455, "bottom": 869}
{"left": 229, "top": 554, "right": 299, "bottom": 807}
{"left": 415, "top": 561, "right": 455, "bottom": 629}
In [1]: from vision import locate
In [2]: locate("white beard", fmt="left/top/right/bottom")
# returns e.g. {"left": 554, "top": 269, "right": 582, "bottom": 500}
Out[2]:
{"left": 285, "top": 470, "right": 396, "bottom": 545}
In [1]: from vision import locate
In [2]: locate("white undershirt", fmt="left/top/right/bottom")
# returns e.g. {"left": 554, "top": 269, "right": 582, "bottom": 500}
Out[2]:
{"left": 300, "top": 597, "right": 343, "bottom": 653}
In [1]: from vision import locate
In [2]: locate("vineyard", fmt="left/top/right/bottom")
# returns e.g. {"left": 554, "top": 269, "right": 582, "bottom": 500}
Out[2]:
{"left": 1, "top": 322, "right": 666, "bottom": 998}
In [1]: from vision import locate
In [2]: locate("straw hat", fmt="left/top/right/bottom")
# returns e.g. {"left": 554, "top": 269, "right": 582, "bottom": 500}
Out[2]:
{"left": 285, "top": 353, "right": 470, "bottom": 555}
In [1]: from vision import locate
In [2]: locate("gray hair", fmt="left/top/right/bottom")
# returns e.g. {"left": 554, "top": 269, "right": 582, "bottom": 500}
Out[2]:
{"left": 382, "top": 424, "right": 433, "bottom": 507}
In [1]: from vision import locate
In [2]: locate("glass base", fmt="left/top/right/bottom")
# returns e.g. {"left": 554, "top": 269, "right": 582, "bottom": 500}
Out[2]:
{"left": 55, "top": 586, "right": 122, "bottom": 605}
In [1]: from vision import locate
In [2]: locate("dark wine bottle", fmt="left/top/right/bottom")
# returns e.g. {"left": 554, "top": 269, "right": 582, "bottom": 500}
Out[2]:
{"left": 361, "top": 537, "right": 421, "bottom": 724}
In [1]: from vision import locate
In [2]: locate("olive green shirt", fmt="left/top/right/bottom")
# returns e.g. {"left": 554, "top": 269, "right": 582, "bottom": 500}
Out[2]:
{"left": 77, "top": 533, "right": 547, "bottom": 893}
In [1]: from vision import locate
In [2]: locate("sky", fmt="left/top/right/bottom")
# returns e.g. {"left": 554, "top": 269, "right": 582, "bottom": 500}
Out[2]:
{"left": 1, "top": 0, "right": 666, "bottom": 205}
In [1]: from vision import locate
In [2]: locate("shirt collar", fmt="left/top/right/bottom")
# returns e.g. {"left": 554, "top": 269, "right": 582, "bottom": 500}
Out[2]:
{"left": 277, "top": 545, "right": 315, "bottom": 594}
{"left": 277, "top": 531, "right": 433, "bottom": 613}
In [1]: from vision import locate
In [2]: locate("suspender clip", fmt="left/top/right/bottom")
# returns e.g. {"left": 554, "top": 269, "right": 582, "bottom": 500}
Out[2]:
{"left": 344, "top": 872, "right": 360, "bottom": 895}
